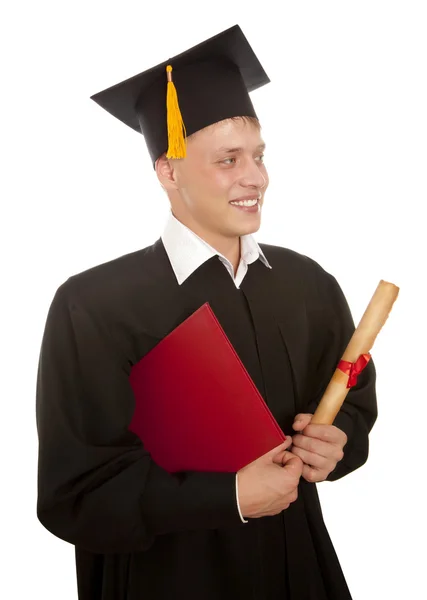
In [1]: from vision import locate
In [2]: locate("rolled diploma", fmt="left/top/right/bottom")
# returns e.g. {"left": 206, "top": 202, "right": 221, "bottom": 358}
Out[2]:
{"left": 311, "top": 280, "right": 399, "bottom": 425}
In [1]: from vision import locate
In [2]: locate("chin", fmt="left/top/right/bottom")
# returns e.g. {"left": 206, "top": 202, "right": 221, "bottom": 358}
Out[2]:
{"left": 235, "top": 220, "right": 261, "bottom": 236}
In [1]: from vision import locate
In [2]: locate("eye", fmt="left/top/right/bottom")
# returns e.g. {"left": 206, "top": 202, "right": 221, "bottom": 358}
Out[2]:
{"left": 221, "top": 157, "right": 236, "bottom": 165}
{"left": 256, "top": 154, "right": 265, "bottom": 163}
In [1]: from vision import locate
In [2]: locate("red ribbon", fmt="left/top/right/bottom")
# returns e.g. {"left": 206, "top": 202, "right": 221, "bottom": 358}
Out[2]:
{"left": 337, "top": 353, "right": 371, "bottom": 388}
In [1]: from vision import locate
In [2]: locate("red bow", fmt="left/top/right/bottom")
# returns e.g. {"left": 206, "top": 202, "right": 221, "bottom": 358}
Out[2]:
{"left": 338, "top": 353, "right": 371, "bottom": 388}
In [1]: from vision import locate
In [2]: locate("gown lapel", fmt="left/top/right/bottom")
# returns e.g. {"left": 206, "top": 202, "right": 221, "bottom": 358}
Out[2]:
{"left": 241, "top": 258, "right": 297, "bottom": 434}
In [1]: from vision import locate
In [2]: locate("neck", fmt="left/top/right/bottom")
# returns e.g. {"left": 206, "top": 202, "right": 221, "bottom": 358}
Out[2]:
{"left": 170, "top": 210, "right": 241, "bottom": 275}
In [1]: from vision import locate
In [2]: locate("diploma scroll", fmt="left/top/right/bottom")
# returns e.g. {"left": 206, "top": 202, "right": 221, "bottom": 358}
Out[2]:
{"left": 311, "top": 280, "right": 399, "bottom": 425}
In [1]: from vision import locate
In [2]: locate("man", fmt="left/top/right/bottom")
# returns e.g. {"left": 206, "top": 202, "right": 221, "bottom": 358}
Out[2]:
{"left": 36, "top": 25, "right": 377, "bottom": 599}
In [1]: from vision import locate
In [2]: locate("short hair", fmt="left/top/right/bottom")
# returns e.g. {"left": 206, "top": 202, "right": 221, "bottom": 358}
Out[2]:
{"left": 187, "top": 115, "right": 261, "bottom": 143}
{"left": 228, "top": 115, "right": 261, "bottom": 129}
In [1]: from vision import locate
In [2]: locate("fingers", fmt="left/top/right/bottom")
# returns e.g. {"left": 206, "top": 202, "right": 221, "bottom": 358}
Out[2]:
{"left": 302, "top": 464, "right": 327, "bottom": 484}
{"left": 291, "top": 431, "right": 344, "bottom": 482}
{"left": 291, "top": 445, "right": 336, "bottom": 472}
{"left": 296, "top": 423, "right": 348, "bottom": 446}
{"left": 282, "top": 436, "right": 293, "bottom": 451}
{"left": 292, "top": 433, "right": 344, "bottom": 463}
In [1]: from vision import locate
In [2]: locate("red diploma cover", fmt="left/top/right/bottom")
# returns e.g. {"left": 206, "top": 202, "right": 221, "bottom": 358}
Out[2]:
{"left": 129, "top": 302, "right": 286, "bottom": 473}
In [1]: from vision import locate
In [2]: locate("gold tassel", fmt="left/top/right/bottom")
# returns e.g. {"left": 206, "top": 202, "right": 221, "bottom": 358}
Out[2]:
{"left": 165, "top": 65, "right": 187, "bottom": 158}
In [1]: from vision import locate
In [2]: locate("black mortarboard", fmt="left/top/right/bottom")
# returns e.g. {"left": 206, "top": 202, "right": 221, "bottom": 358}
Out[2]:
{"left": 90, "top": 25, "right": 270, "bottom": 166}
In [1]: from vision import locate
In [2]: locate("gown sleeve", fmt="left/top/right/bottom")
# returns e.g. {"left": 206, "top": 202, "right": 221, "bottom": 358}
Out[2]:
{"left": 36, "top": 280, "right": 242, "bottom": 554}
{"left": 306, "top": 269, "right": 378, "bottom": 482}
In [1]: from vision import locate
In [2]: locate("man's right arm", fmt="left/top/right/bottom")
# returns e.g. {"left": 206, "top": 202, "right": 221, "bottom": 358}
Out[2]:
{"left": 36, "top": 283, "right": 244, "bottom": 555}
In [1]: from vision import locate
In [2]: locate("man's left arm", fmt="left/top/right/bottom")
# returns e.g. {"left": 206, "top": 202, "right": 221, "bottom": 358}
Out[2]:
{"left": 291, "top": 270, "right": 378, "bottom": 482}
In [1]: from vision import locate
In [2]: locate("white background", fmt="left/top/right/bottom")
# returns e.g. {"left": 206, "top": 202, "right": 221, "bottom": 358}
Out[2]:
{"left": 2, "top": 1, "right": 426, "bottom": 598}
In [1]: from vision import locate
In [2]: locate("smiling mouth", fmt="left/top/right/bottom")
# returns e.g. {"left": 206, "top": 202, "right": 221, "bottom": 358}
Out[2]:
{"left": 229, "top": 197, "right": 260, "bottom": 207}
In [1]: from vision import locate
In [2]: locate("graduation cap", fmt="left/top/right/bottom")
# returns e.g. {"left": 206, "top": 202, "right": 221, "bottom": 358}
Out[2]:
{"left": 90, "top": 24, "right": 270, "bottom": 166}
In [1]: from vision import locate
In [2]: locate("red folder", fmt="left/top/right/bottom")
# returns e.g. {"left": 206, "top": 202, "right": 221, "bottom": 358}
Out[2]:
{"left": 129, "top": 302, "right": 285, "bottom": 473}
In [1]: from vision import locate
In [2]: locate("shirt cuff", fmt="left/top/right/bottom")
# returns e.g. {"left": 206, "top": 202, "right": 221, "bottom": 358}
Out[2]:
{"left": 235, "top": 473, "right": 248, "bottom": 523}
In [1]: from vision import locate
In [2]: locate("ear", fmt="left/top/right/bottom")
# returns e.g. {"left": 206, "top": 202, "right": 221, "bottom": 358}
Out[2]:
{"left": 155, "top": 154, "right": 179, "bottom": 191}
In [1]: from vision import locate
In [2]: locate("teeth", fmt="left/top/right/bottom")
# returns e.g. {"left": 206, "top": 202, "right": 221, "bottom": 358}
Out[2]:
{"left": 230, "top": 199, "right": 258, "bottom": 207}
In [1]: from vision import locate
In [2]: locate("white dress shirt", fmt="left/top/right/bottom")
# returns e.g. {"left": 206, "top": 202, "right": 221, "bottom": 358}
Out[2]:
{"left": 161, "top": 210, "right": 272, "bottom": 523}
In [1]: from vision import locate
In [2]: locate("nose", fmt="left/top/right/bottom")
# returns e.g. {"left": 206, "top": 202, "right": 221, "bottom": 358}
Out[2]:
{"left": 240, "top": 157, "right": 267, "bottom": 190}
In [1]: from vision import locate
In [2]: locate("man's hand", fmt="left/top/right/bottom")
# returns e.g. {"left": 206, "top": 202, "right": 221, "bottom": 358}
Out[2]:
{"left": 237, "top": 438, "right": 303, "bottom": 519}
{"left": 289, "top": 413, "right": 348, "bottom": 483}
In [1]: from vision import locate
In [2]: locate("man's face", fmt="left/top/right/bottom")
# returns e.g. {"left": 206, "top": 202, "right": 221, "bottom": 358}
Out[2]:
{"left": 162, "top": 118, "right": 269, "bottom": 244}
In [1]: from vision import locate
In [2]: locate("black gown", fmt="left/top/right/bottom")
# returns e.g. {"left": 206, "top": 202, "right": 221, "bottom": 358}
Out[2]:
{"left": 35, "top": 238, "right": 377, "bottom": 600}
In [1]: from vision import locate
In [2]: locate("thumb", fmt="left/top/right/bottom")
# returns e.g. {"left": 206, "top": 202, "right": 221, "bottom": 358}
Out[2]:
{"left": 282, "top": 452, "right": 304, "bottom": 476}
{"left": 292, "top": 413, "right": 313, "bottom": 431}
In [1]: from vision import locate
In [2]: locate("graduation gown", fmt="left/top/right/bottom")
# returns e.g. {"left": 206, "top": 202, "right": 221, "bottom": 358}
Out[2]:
{"left": 36, "top": 238, "right": 377, "bottom": 600}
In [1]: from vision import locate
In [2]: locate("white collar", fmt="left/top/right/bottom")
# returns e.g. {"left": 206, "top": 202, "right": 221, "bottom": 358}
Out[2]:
{"left": 161, "top": 210, "right": 272, "bottom": 286}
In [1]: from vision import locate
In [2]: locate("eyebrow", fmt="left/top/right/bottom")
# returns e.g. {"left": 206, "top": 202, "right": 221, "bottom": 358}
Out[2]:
{"left": 214, "top": 143, "right": 266, "bottom": 155}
